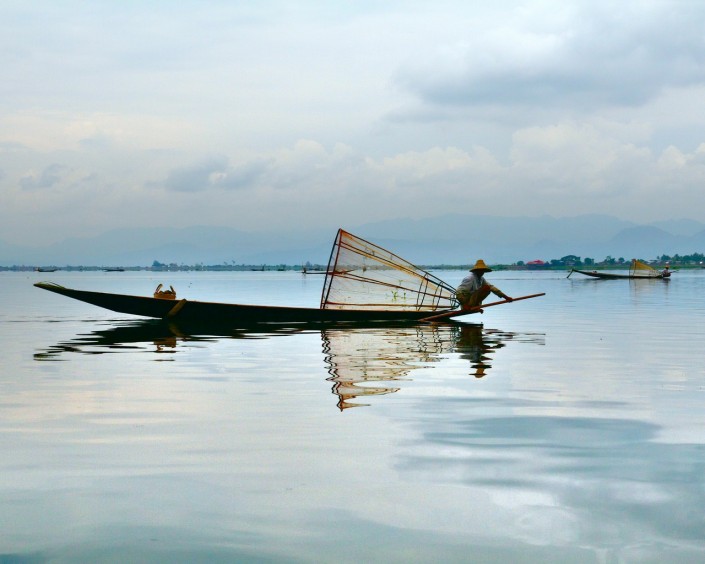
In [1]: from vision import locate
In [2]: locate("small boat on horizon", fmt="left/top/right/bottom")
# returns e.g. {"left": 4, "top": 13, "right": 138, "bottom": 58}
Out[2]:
{"left": 568, "top": 259, "right": 671, "bottom": 280}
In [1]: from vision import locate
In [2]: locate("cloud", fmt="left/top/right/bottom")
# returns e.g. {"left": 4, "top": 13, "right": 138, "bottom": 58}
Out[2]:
{"left": 160, "top": 155, "right": 272, "bottom": 192}
{"left": 162, "top": 156, "right": 229, "bottom": 192}
{"left": 0, "top": 111, "right": 203, "bottom": 163}
{"left": 0, "top": 141, "right": 27, "bottom": 152}
{"left": 3, "top": 127, "right": 705, "bottom": 246}
{"left": 78, "top": 133, "right": 116, "bottom": 151}
{"left": 19, "top": 163, "right": 68, "bottom": 191}
{"left": 160, "top": 141, "right": 355, "bottom": 194}
{"left": 2, "top": 2, "right": 705, "bottom": 246}
{"left": 149, "top": 128, "right": 705, "bottom": 230}
{"left": 396, "top": 2, "right": 705, "bottom": 113}
{"left": 216, "top": 158, "right": 272, "bottom": 190}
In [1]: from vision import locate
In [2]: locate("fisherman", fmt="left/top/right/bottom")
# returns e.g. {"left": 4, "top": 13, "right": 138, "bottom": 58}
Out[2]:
{"left": 456, "top": 260, "right": 513, "bottom": 311}
{"left": 661, "top": 265, "right": 671, "bottom": 278}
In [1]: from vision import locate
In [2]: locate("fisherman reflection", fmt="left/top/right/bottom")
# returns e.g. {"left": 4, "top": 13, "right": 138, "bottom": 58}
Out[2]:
{"left": 453, "top": 324, "right": 507, "bottom": 378}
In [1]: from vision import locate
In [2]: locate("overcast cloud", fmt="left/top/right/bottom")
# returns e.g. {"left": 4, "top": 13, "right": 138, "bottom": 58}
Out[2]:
{"left": 2, "top": 0, "right": 705, "bottom": 245}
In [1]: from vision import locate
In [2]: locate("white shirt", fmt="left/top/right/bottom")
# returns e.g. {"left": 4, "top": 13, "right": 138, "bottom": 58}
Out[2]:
{"left": 457, "top": 272, "right": 486, "bottom": 294}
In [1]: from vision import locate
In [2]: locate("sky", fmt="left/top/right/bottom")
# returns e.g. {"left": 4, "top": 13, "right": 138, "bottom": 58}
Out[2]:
{"left": 2, "top": 0, "right": 705, "bottom": 246}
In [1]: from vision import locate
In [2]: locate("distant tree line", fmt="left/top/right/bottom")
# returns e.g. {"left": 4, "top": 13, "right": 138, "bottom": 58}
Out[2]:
{"left": 657, "top": 253, "right": 705, "bottom": 264}
{"left": 511, "top": 252, "right": 705, "bottom": 269}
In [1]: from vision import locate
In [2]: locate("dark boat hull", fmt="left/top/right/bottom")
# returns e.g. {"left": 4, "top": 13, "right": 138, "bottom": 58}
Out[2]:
{"left": 570, "top": 269, "right": 667, "bottom": 280}
{"left": 34, "top": 282, "right": 457, "bottom": 325}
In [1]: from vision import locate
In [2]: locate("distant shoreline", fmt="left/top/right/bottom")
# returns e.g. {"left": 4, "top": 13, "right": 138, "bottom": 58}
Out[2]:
{"left": 5, "top": 261, "right": 703, "bottom": 273}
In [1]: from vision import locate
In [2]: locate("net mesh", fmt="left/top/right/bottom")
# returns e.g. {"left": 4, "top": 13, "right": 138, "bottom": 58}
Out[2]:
{"left": 630, "top": 259, "right": 660, "bottom": 277}
{"left": 320, "top": 229, "right": 458, "bottom": 311}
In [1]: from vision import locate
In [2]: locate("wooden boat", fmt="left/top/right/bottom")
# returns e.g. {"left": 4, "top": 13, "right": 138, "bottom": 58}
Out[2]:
{"left": 568, "top": 259, "right": 671, "bottom": 280}
{"left": 567, "top": 269, "right": 668, "bottom": 280}
{"left": 302, "top": 268, "right": 351, "bottom": 275}
{"left": 33, "top": 281, "right": 452, "bottom": 325}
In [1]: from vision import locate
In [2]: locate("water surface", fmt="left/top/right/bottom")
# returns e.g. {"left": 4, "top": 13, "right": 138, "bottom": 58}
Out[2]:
{"left": 2, "top": 269, "right": 705, "bottom": 562}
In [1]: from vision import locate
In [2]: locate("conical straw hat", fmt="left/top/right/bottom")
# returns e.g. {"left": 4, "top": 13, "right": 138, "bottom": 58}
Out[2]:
{"left": 470, "top": 259, "right": 492, "bottom": 272}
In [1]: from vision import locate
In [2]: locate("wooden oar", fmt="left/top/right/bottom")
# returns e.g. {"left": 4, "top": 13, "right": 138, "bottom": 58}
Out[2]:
{"left": 165, "top": 298, "right": 188, "bottom": 318}
{"left": 419, "top": 292, "right": 546, "bottom": 322}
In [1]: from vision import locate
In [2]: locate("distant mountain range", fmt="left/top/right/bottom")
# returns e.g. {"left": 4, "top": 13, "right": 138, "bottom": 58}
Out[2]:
{"left": 3, "top": 214, "right": 705, "bottom": 267}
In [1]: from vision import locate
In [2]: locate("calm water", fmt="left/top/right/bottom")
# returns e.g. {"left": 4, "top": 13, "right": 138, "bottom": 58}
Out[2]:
{"left": 2, "top": 269, "right": 705, "bottom": 563}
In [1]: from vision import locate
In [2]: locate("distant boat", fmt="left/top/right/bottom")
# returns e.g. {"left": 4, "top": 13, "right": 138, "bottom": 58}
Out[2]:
{"left": 103, "top": 268, "right": 125, "bottom": 272}
{"left": 35, "top": 267, "right": 57, "bottom": 272}
{"left": 568, "top": 260, "right": 671, "bottom": 280}
{"left": 302, "top": 266, "right": 351, "bottom": 275}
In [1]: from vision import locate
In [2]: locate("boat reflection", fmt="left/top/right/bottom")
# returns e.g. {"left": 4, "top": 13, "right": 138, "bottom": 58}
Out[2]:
{"left": 323, "top": 324, "right": 543, "bottom": 409}
{"left": 33, "top": 320, "right": 308, "bottom": 360}
{"left": 34, "top": 320, "right": 544, "bottom": 409}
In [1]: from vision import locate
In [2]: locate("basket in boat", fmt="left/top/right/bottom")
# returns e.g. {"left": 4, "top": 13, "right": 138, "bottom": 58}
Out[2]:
{"left": 154, "top": 284, "right": 176, "bottom": 300}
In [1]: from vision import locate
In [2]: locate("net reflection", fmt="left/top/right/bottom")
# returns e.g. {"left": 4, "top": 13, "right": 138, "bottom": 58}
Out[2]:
{"left": 323, "top": 324, "right": 544, "bottom": 410}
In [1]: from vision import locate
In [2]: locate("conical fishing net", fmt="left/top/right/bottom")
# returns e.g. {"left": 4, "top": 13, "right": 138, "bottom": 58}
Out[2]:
{"left": 630, "top": 259, "right": 660, "bottom": 277}
{"left": 320, "top": 229, "right": 458, "bottom": 311}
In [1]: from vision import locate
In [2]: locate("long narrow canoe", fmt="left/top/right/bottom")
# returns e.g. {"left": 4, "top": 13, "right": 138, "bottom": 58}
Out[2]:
{"left": 34, "top": 282, "right": 457, "bottom": 325}
{"left": 568, "top": 269, "right": 669, "bottom": 280}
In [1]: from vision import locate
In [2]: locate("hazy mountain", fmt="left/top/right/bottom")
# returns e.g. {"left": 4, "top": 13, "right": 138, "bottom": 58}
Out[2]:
{"left": 647, "top": 218, "right": 705, "bottom": 237}
{"left": 354, "top": 214, "right": 639, "bottom": 264}
{"left": 681, "top": 228, "right": 705, "bottom": 254}
{"left": 358, "top": 213, "right": 637, "bottom": 246}
{"left": 0, "top": 240, "right": 27, "bottom": 265}
{"left": 3, "top": 214, "right": 705, "bottom": 267}
{"left": 605, "top": 226, "right": 681, "bottom": 259}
